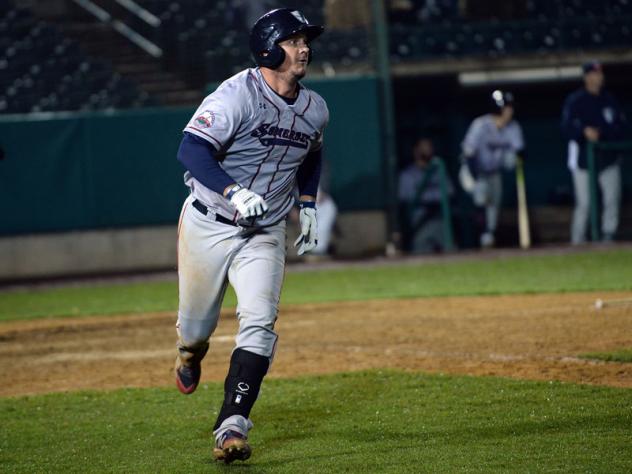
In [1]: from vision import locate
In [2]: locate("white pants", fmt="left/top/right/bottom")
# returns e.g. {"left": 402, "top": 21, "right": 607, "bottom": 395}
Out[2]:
{"left": 177, "top": 195, "right": 286, "bottom": 359}
{"left": 472, "top": 172, "right": 502, "bottom": 233}
{"left": 571, "top": 164, "right": 621, "bottom": 244}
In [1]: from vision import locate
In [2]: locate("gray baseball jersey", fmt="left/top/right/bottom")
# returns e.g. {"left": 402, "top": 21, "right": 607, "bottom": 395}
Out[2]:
{"left": 184, "top": 67, "right": 329, "bottom": 226}
{"left": 462, "top": 114, "right": 524, "bottom": 174}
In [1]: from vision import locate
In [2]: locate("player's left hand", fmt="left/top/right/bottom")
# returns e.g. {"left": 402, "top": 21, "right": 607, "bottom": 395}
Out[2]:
{"left": 294, "top": 204, "right": 317, "bottom": 255}
{"left": 503, "top": 151, "right": 518, "bottom": 170}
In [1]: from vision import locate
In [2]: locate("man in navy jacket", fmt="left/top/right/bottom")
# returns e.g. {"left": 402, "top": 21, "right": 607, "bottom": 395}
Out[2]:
{"left": 561, "top": 61, "right": 628, "bottom": 244}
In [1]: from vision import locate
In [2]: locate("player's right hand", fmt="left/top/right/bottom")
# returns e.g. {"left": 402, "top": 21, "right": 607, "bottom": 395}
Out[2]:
{"left": 583, "top": 126, "right": 600, "bottom": 142}
{"left": 229, "top": 186, "right": 269, "bottom": 218}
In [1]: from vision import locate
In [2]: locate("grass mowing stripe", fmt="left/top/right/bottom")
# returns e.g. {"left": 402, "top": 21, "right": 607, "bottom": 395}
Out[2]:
{"left": 283, "top": 249, "right": 632, "bottom": 302}
{"left": 1, "top": 371, "right": 631, "bottom": 473}
{"left": 579, "top": 348, "right": 632, "bottom": 363}
{"left": 0, "top": 281, "right": 180, "bottom": 322}
{"left": 1, "top": 249, "right": 632, "bottom": 322}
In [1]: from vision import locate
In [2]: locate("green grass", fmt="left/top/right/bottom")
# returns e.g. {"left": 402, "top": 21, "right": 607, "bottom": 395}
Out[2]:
{"left": 1, "top": 370, "right": 631, "bottom": 473}
{"left": 580, "top": 348, "right": 632, "bottom": 363}
{"left": 2, "top": 251, "right": 631, "bottom": 472}
{"left": 1, "top": 249, "right": 632, "bottom": 322}
{"left": 0, "top": 281, "right": 179, "bottom": 322}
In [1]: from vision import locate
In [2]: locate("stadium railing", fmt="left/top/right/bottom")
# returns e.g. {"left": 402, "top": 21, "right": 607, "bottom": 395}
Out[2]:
{"left": 407, "top": 157, "right": 455, "bottom": 252}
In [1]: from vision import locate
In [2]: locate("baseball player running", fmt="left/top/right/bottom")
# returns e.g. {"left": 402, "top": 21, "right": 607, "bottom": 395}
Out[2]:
{"left": 459, "top": 90, "right": 524, "bottom": 248}
{"left": 173, "top": 9, "right": 328, "bottom": 464}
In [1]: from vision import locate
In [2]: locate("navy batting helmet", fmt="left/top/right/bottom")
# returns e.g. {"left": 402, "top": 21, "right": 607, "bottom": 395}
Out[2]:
{"left": 249, "top": 8, "right": 324, "bottom": 69}
{"left": 490, "top": 89, "right": 514, "bottom": 114}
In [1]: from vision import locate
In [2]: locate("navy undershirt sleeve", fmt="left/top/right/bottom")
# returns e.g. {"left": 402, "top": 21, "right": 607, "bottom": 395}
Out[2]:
{"left": 561, "top": 93, "right": 583, "bottom": 142}
{"left": 177, "top": 132, "right": 236, "bottom": 195}
{"left": 296, "top": 148, "right": 322, "bottom": 197}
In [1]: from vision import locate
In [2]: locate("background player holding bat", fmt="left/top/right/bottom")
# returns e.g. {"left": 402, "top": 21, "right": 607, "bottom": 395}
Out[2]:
{"left": 173, "top": 8, "right": 328, "bottom": 464}
{"left": 459, "top": 90, "right": 527, "bottom": 248}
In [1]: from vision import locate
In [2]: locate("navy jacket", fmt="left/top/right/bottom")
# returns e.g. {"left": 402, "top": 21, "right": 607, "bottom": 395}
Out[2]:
{"left": 561, "top": 88, "right": 627, "bottom": 170}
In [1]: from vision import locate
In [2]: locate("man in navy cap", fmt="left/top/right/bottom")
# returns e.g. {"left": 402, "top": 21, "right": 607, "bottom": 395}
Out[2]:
{"left": 561, "top": 61, "right": 628, "bottom": 244}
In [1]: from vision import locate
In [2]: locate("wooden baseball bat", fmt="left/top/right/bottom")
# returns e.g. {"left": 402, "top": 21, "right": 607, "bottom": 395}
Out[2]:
{"left": 516, "top": 157, "right": 531, "bottom": 249}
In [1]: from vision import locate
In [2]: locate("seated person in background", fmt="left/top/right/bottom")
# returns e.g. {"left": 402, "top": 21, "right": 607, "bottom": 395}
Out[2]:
{"left": 459, "top": 90, "right": 524, "bottom": 248}
{"left": 398, "top": 137, "right": 453, "bottom": 254}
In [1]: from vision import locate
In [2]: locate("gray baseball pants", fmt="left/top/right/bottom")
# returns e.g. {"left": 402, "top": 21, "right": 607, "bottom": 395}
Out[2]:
{"left": 571, "top": 164, "right": 621, "bottom": 244}
{"left": 473, "top": 172, "right": 503, "bottom": 233}
{"left": 177, "top": 195, "right": 285, "bottom": 360}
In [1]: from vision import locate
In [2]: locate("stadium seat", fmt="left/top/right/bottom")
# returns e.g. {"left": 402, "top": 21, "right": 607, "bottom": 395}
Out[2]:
{"left": 4, "top": 0, "right": 632, "bottom": 112}
{"left": 0, "top": 2, "right": 154, "bottom": 113}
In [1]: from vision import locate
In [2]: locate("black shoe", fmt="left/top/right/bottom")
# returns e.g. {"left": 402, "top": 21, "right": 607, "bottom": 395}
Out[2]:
{"left": 175, "top": 360, "right": 201, "bottom": 394}
{"left": 174, "top": 341, "right": 209, "bottom": 394}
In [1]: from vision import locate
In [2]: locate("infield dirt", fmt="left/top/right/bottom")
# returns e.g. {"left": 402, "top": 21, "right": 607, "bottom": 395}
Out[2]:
{"left": 1, "top": 292, "right": 631, "bottom": 397}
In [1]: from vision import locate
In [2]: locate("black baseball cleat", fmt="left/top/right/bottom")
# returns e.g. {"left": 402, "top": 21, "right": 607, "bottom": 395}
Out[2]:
{"left": 175, "top": 360, "right": 201, "bottom": 395}
{"left": 213, "top": 430, "right": 252, "bottom": 464}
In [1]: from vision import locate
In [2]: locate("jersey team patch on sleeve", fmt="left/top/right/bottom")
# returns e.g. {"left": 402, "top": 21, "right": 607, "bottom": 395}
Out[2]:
{"left": 194, "top": 111, "right": 215, "bottom": 128}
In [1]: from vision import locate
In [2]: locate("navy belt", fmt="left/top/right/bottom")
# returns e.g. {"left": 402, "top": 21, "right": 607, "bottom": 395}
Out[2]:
{"left": 192, "top": 199, "right": 238, "bottom": 227}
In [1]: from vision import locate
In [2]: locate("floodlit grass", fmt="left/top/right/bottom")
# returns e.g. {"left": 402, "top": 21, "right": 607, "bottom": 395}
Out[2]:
{"left": 2, "top": 250, "right": 631, "bottom": 472}
{"left": 1, "top": 249, "right": 631, "bottom": 322}
{"left": 0, "top": 281, "right": 179, "bottom": 322}
{"left": 1, "top": 371, "right": 631, "bottom": 473}
{"left": 580, "top": 348, "right": 632, "bottom": 363}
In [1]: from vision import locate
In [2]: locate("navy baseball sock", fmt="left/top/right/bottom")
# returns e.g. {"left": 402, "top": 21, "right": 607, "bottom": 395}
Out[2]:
{"left": 213, "top": 348, "right": 270, "bottom": 431}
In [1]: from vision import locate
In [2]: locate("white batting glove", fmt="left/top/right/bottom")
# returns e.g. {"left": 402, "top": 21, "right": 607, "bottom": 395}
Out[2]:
{"left": 294, "top": 203, "right": 318, "bottom": 255}
{"left": 503, "top": 151, "right": 518, "bottom": 170}
{"left": 227, "top": 185, "right": 269, "bottom": 218}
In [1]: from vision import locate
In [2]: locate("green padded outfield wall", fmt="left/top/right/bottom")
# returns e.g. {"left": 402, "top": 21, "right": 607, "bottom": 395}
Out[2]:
{"left": 0, "top": 109, "right": 190, "bottom": 235}
{"left": 303, "top": 75, "right": 384, "bottom": 209}
{"left": 0, "top": 76, "right": 384, "bottom": 236}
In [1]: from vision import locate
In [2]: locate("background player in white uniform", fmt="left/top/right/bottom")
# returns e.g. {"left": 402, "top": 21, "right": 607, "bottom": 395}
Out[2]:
{"left": 173, "top": 9, "right": 328, "bottom": 464}
{"left": 460, "top": 90, "right": 524, "bottom": 248}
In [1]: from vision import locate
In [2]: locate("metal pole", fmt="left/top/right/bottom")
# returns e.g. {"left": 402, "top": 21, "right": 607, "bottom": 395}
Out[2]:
{"left": 371, "top": 0, "right": 399, "bottom": 254}
{"left": 436, "top": 158, "right": 455, "bottom": 251}
{"left": 586, "top": 142, "right": 599, "bottom": 241}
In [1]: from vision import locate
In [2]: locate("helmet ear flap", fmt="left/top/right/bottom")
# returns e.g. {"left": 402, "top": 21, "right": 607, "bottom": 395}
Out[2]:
{"left": 257, "top": 44, "right": 313, "bottom": 68}
{"left": 255, "top": 44, "right": 285, "bottom": 69}
{"left": 268, "top": 45, "right": 285, "bottom": 68}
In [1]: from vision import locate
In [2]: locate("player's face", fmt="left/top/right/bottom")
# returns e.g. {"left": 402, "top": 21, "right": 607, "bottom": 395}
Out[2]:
{"left": 414, "top": 139, "right": 433, "bottom": 162}
{"left": 278, "top": 33, "right": 310, "bottom": 79}
{"left": 502, "top": 105, "right": 514, "bottom": 121}
{"left": 584, "top": 70, "right": 604, "bottom": 92}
